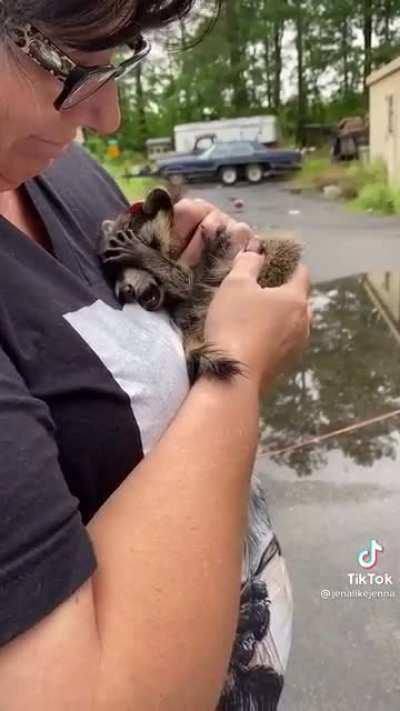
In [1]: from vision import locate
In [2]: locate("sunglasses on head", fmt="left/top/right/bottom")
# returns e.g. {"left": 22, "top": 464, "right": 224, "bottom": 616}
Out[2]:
{"left": 8, "top": 24, "right": 151, "bottom": 111}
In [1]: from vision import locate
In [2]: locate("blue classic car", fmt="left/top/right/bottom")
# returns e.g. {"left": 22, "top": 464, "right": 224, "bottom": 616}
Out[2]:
{"left": 156, "top": 140, "right": 302, "bottom": 186}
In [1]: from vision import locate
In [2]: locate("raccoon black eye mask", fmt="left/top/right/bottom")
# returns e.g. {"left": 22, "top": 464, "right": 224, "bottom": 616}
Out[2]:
{"left": 98, "top": 187, "right": 303, "bottom": 387}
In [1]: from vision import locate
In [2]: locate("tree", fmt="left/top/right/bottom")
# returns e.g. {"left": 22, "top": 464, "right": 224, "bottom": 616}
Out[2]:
{"left": 85, "top": 0, "right": 400, "bottom": 157}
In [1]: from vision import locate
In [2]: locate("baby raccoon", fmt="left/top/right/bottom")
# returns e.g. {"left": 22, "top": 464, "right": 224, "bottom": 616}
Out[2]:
{"left": 99, "top": 187, "right": 302, "bottom": 387}
{"left": 98, "top": 187, "right": 302, "bottom": 711}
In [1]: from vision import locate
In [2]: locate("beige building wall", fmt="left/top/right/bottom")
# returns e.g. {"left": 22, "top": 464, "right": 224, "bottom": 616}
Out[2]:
{"left": 368, "top": 57, "right": 400, "bottom": 184}
{"left": 363, "top": 271, "right": 400, "bottom": 345}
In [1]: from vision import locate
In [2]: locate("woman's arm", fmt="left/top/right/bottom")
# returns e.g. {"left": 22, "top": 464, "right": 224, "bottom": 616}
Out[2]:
{"left": 91, "top": 373, "right": 260, "bottom": 710}
{"left": 0, "top": 373, "right": 259, "bottom": 711}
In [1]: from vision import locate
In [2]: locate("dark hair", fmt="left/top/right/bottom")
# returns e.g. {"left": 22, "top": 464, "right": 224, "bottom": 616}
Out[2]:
{"left": 1, "top": 0, "right": 220, "bottom": 51}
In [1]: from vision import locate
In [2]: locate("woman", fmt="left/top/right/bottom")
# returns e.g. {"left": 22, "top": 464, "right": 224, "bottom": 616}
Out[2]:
{"left": 0, "top": 1, "right": 311, "bottom": 709}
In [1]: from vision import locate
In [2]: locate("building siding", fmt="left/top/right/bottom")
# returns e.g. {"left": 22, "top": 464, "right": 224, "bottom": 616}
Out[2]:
{"left": 368, "top": 61, "right": 400, "bottom": 184}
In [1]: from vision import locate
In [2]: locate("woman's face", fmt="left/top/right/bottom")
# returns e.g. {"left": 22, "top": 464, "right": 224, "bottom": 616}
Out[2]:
{"left": 0, "top": 35, "right": 122, "bottom": 190}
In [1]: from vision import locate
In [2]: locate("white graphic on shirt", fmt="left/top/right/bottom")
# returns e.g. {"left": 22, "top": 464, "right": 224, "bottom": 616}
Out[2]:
{"left": 64, "top": 300, "right": 190, "bottom": 455}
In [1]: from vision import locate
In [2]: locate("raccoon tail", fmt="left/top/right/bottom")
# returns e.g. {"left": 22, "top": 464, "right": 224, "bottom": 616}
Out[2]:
{"left": 186, "top": 343, "right": 250, "bottom": 386}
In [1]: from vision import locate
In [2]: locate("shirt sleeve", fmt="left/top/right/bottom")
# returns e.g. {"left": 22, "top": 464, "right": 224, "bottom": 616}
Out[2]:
{"left": 0, "top": 345, "right": 97, "bottom": 647}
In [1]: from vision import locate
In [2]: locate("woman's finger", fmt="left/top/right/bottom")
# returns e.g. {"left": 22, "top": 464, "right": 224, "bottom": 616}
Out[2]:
{"left": 179, "top": 214, "right": 259, "bottom": 268}
{"left": 172, "top": 198, "right": 215, "bottom": 255}
{"left": 229, "top": 249, "right": 265, "bottom": 280}
{"left": 178, "top": 208, "right": 229, "bottom": 267}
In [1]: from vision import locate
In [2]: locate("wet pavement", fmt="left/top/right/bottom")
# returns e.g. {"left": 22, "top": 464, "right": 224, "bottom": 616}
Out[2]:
{"left": 256, "top": 274, "right": 400, "bottom": 711}
{"left": 188, "top": 180, "right": 400, "bottom": 283}
{"left": 187, "top": 182, "right": 400, "bottom": 710}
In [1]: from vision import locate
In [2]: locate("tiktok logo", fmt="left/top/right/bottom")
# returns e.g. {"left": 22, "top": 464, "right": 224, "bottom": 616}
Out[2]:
{"left": 358, "top": 539, "right": 384, "bottom": 570}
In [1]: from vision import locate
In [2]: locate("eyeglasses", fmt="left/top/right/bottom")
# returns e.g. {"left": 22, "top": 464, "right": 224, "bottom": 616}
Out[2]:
{"left": 8, "top": 24, "right": 151, "bottom": 111}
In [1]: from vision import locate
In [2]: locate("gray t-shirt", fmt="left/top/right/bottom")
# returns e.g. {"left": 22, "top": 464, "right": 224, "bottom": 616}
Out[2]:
{"left": 0, "top": 144, "right": 189, "bottom": 645}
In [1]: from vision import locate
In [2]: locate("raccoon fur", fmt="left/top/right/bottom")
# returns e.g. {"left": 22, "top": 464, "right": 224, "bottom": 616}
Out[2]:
{"left": 98, "top": 187, "right": 301, "bottom": 711}
{"left": 99, "top": 187, "right": 302, "bottom": 387}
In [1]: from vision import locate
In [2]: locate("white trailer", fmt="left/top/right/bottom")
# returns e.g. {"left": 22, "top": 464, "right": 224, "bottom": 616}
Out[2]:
{"left": 174, "top": 115, "right": 279, "bottom": 153}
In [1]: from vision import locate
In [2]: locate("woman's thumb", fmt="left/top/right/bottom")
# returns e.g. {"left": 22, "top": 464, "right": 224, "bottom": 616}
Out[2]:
{"left": 231, "top": 248, "right": 264, "bottom": 280}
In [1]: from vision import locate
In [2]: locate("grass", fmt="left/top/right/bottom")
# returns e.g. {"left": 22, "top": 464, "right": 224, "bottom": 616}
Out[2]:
{"left": 101, "top": 158, "right": 160, "bottom": 201}
{"left": 352, "top": 182, "right": 400, "bottom": 215}
{"left": 294, "top": 154, "right": 400, "bottom": 216}
{"left": 117, "top": 175, "right": 160, "bottom": 202}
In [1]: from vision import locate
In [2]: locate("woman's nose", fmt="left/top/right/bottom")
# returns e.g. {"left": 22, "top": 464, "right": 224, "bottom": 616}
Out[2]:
{"left": 70, "top": 81, "right": 121, "bottom": 135}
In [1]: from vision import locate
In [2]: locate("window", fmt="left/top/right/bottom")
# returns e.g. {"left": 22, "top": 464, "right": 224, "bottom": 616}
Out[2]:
{"left": 232, "top": 142, "right": 255, "bottom": 156}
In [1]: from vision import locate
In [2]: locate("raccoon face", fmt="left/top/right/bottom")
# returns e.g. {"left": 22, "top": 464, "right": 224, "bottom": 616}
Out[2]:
{"left": 115, "top": 267, "right": 165, "bottom": 311}
{"left": 99, "top": 187, "right": 189, "bottom": 309}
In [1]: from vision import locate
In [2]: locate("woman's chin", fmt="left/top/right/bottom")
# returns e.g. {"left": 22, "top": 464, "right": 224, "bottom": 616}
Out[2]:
{"left": 1, "top": 156, "right": 60, "bottom": 188}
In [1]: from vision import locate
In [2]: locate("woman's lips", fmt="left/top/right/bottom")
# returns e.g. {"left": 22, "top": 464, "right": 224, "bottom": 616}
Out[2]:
{"left": 32, "top": 137, "right": 72, "bottom": 157}
{"left": 42, "top": 138, "right": 70, "bottom": 147}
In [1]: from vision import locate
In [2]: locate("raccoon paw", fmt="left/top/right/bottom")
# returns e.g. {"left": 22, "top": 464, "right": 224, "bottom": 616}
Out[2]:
{"left": 186, "top": 344, "right": 249, "bottom": 386}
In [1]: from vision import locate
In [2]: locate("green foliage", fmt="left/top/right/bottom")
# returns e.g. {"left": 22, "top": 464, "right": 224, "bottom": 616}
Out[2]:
{"left": 296, "top": 155, "right": 387, "bottom": 193}
{"left": 80, "top": 0, "right": 400, "bottom": 156}
{"left": 117, "top": 176, "right": 161, "bottom": 202}
{"left": 352, "top": 182, "right": 400, "bottom": 215}
{"left": 353, "top": 182, "right": 395, "bottom": 213}
{"left": 294, "top": 155, "right": 333, "bottom": 188}
{"left": 391, "top": 186, "right": 400, "bottom": 214}
{"left": 294, "top": 155, "right": 400, "bottom": 215}
{"left": 345, "top": 159, "right": 388, "bottom": 193}
{"left": 83, "top": 132, "right": 107, "bottom": 162}
{"left": 99, "top": 158, "right": 159, "bottom": 201}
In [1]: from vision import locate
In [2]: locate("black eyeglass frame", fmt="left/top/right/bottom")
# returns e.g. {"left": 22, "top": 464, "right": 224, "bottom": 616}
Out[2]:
{"left": 8, "top": 23, "right": 151, "bottom": 111}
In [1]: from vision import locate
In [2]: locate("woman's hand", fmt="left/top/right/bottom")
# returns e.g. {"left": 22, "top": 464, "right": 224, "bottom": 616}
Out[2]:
{"left": 204, "top": 251, "right": 312, "bottom": 397}
{"left": 171, "top": 196, "right": 312, "bottom": 396}
{"left": 172, "top": 197, "right": 261, "bottom": 266}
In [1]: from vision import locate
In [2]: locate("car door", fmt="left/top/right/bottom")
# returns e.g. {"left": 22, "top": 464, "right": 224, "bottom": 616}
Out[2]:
{"left": 189, "top": 144, "right": 231, "bottom": 179}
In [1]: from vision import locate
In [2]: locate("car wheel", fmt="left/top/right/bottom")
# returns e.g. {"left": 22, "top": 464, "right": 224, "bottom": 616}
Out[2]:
{"left": 245, "top": 163, "right": 263, "bottom": 184}
{"left": 167, "top": 174, "right": 185, "bottom": 187}
{"left": 220, "top": 166, "right": 238, "bottom": 186}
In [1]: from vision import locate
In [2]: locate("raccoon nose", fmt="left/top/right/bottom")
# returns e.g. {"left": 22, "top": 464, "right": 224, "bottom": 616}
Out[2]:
{"left": 119, "top": 284, "right": 136, "bottom": 303}
{"left": 137, "top": 284, "right": 163, "bottom": 311}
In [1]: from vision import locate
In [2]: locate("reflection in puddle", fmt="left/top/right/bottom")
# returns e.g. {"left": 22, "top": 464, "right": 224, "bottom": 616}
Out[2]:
{"left": 259, "top": 272, "right": 400, "bottom": 477}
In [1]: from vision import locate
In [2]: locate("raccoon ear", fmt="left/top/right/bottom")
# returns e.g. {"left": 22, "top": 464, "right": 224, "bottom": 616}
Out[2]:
{"left": 143, "top": 187, "right": 173, "bottom": 218}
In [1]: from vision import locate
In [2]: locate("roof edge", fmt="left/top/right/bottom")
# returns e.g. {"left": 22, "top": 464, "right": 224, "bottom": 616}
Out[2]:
{"left": 367, "top": 55, "right": 400, "bottom": 87}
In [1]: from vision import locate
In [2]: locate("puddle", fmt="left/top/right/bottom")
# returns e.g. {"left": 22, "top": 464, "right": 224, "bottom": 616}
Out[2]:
{"left": 258, "top": 271, "right": 400, "bottom": 478}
